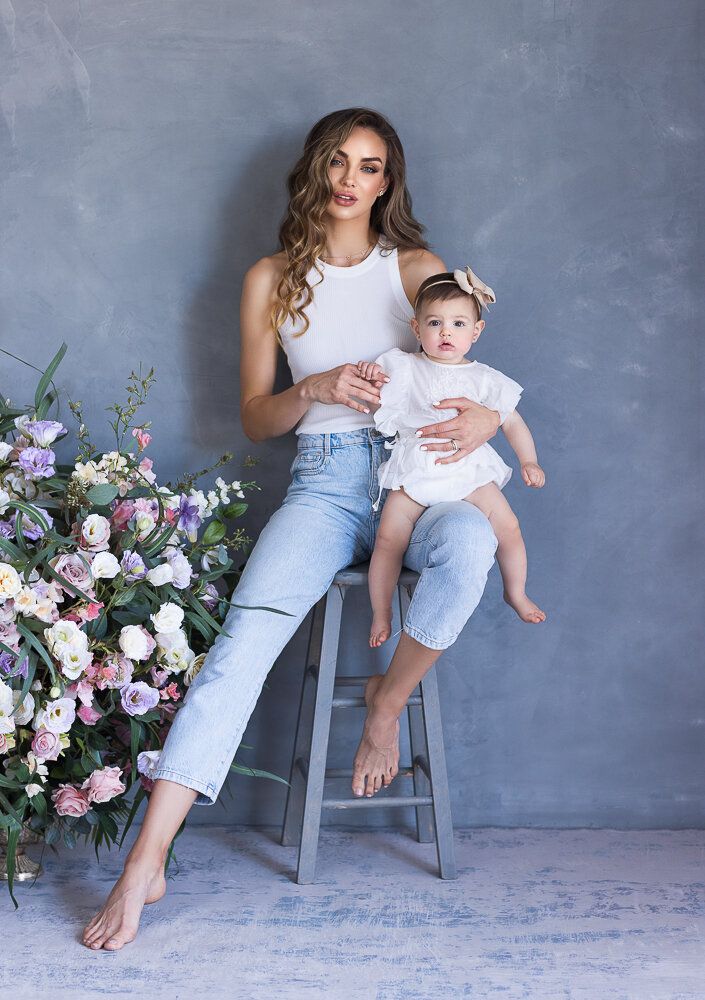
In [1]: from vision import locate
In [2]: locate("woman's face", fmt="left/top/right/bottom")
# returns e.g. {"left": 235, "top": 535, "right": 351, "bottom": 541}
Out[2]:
{"left": 325, "top": 126, "right": 388, "bottom": 221}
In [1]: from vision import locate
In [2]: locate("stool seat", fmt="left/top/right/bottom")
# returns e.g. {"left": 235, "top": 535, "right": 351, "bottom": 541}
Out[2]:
{"left": 281, "top": 559, "right": 458, "bottom": 883}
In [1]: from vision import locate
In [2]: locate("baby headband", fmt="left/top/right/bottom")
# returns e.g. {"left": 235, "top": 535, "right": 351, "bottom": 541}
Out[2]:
{"left": 413, "top": 265, "right": 496, "bottom": 316}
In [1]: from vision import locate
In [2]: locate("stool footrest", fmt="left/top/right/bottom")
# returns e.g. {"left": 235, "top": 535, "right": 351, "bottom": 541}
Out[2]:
{"left": 332, "top": 695, "right": 422, "bottom": 708}
{"left": 322, "top": 795, "right": 434, "bottom": 809}
{"left": 325, "top": 767, "right": 414, "bottom": 779}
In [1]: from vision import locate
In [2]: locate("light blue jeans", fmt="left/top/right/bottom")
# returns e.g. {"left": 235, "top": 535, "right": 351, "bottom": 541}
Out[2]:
{"left": 153, "top": 427, "right": 498, "bottom": 804}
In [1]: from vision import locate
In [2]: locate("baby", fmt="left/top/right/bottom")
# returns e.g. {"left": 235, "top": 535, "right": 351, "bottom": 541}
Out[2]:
{"left": 357, "top": 266, "right": 546, "bottom": 647}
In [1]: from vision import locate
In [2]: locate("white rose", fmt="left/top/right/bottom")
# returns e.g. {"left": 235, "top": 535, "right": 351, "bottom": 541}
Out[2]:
{"left": 12, "top": 690, "right": 35, "bottom": 726}
{"left": 34, "top": 697, "right": 75, "bottom": 734}
{"left": 90, "top": 551, "right": 121, "bottom": 580}
{"left": 118, "top": 625, "right": 149, "bottom": 661}
{"left": 150, "top": 602, "right": 184, "bottom": 633}
{"left": 146, "top": 563, "right": 173, "bottom": 586}
{"left": 0, "top": 563, "right": 22, "bottom": 602}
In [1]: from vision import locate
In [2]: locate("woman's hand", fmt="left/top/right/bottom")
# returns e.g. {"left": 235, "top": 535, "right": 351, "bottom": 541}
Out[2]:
{"left": 416, "top": 397, "right": 501, "bottom": 464}
{"left": 303, "top": 362, "right": 390, "bottom": 415}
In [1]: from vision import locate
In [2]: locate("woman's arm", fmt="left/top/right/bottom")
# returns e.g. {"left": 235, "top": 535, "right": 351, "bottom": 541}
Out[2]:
{"left": 240, "top": 257, "right": 389, "bottom": 443}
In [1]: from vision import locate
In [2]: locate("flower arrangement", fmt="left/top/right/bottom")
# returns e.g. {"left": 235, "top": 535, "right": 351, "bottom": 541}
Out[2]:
{"left": 0, "top": 343, "right": 284, "bottom": 906}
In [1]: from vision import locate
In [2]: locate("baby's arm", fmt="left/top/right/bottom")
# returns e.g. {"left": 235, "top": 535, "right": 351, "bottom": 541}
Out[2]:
{"left": 500, "top": 411, "right": 545, "bottom": 487}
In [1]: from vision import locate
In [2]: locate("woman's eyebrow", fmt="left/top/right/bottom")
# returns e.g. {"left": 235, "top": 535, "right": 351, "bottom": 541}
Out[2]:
{"left": 334, "top": 149, "right": 383, "bottom": 163}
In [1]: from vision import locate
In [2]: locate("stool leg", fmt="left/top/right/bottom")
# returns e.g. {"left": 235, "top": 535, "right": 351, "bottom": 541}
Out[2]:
{"left": 420, "top": 666, "right": 458, "bottom": 880}
{"left": 281, "top": 596, "right": 326, "bottom": 847}
{"left": 398, "top": 583, "right": 435, "bottom": 844}
{"left": 296, "top": 583, "right": 346, "bottom": 884}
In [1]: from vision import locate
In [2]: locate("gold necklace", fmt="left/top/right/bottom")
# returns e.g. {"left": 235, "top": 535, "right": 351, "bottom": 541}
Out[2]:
{"left": 321, "top": 240, "right": 375, "bottom": 263}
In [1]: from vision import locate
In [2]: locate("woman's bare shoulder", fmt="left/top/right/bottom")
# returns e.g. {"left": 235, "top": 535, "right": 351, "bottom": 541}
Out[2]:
{"left": 242, "top": 250, "right": 286, "bottom": 298}
{"left": 397, "top": 246, "right": 447, "bottom": 281}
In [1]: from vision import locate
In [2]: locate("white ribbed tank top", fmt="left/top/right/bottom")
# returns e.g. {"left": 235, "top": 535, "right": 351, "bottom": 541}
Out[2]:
{"left": 278, "top": 242, "right": 417, "bottom": 434}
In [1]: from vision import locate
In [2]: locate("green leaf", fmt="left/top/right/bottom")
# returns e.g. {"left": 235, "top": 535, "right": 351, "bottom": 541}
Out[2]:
{"left": 129, "top": 718, "right": 142, "bottom": 783}
{"left": 112, "top": 584, "right": 139, "bottom": 607}
{"left": 15, "top": 622, "right": 59, "bottom": 685}
{"left": 201, "top": 520, "right": 226, "bottom": 547}
{"left": 229, "top": 762, "right": 290, "bottom": 786}
{"left": 85, "top": 483, "right": 120, "bottom": 507}
{"left": 3, "top": 824, "right": 20, "bottom": 908}
{"left": 118, "top": 785, "right": 146, "bottom": 848}
{"left": 222, "top": 502, "right": 248, "bottom": 520}
{"left": 34, "top": 342, "right": 68, "bottom": 412}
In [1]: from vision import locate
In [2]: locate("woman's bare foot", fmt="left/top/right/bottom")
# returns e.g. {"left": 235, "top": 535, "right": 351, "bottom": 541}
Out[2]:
{"left": 351, "top": 674, "right": 400, "bottom": 798}
{"left": 369, "top": 609, "right": 392, "bottom": 647}
{"left": 504, "top": 591, "right": 546, "bottom": 623}
{"left": 81, "top": 855, "right": 167, "bottom": 951}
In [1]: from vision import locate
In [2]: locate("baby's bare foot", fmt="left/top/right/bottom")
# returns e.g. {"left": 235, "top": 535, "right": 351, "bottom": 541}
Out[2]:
{"left": 504, "top": 591, "right": 547, "bottom": 623}
{"left": 81, "top": 856, "right": 166, "bottom": 951}
{"left": 369, "top": 610, "right": 392, "bottom": 647}
{"left": 351, "top": 674, "right": 400, "bottom": 798}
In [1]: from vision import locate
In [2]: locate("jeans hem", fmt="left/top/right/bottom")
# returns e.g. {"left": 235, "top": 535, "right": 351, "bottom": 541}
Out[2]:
{"left": 403, "top": 622, "right": 457, "bottom": 651}
{"left": 152, "top": 767, "right": 217, "bottom": 806}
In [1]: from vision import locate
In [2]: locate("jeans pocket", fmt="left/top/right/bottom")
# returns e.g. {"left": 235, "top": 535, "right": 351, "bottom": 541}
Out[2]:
{"left": 290, "top": 447, "right": 328, "bottom": 478}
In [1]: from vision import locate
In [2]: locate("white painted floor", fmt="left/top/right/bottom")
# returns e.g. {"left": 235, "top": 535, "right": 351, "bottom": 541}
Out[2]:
{"left": 4, "top": 826, "right": 704, "bottom": 999}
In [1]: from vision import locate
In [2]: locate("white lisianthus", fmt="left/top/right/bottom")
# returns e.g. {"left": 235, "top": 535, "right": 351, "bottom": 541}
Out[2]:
{"left": 34, "top": 697, "right": 76, "bottom": 734}
{"left": 146, "top": 563, "right": 173, "bottom": 586}
{"left": 163, "top": 546, "right": 193, "bottom": 589}
{"left": 0, "top": 445, "right": 14, "bottom": 465}
{"left": 150, "top": 602, "right": 184, "bottom": 633}
{"left": 184, "top": 652, "right": 207, "bottom": 687}
{"left": 137, "top": 749, "right": 161, "bottom": 778}
{"left": 58, "top": 644, "right": 93, "bottom": 681}
{"left": 118, "top": 625, "right": 150, "bottom": 661}
{"left": 90, "top": 551, "right": 121, "bottom": 580}
{"left": 155, "top": 630, "right": 193, "bottom": 674}
{"left": 44, "top": 619, "right": 86, "bottom": 652}
{"left": 0, "top": 680, "right": 16, "bottom": 734}
{"left": 80, "top": 513, "right": 111, "bottom": 551}
{"left": 0, "top": 563, "right": 22, "bottom": 603}
{"left": 12, "top": 690, "right": 35, "bottom": 726}
{"left": 26, "top": 783, "right": 44, "bottom": 798}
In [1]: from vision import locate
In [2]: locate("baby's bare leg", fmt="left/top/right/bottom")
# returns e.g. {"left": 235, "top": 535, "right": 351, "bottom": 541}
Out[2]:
{"left": 369, "top": 488, "right": 425, "bottom": 646}
{"left": 465, "top": 483, "right": 546, "bottom": 623}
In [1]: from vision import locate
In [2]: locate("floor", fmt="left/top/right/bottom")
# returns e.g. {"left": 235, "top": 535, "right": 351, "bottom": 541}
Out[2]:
{"left": 3, "top": 826, "right": 704, "bottom": 999}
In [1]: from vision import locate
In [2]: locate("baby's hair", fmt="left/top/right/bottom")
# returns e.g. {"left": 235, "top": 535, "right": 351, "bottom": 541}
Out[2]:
{"left": 413, "top": 272, "right": 481, "bottom": 323}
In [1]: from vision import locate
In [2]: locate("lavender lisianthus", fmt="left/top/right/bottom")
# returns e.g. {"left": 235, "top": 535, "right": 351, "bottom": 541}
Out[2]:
{"left": 0, "top": 651, "right": 30, "bottom": 680}
{"left": 0, "top": 520, "right": 15, "bottom": 540}
{"left": 121, "top": 549, "right": 148, "bottom": 581}
{"left": 17, "top": 447, "right": 56, "bottom": 481}
{"left": 24, "top": 420, "right": 66, "bottom": 447}
{"left": 20, "top": 506, "right": 53, "bottom": 541}
{"left": 120, "top": 681, "right": 160, "bottom": 717}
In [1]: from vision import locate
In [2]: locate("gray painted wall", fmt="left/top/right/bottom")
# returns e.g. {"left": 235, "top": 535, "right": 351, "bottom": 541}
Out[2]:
{"left": 1, "top": 1, "right": 702, "bottom": 828}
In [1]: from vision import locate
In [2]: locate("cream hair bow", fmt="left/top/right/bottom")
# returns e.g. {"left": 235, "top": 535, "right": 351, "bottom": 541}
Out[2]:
{"left": 453, "top": 266, "right": 496, "bottom": 312}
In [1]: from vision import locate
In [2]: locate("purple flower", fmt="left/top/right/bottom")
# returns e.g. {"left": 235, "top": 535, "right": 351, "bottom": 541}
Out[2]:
{"left": 20, "top": 507, "right": 53, "bottom": 541}
{"left": 17, "top": 447, "right": 56, "bottom": 481}
{"left": 120, "top": 681, "right": 160, "bottom": 717}
{"left": 0, "top": 651, "right": 28, "bottom": 679}
{"left": 24, "top": 420, "right": 66, "bottom": 447}
{"left": 201, "top": 581, "right": 219, "bottom": 611}
{"left": 0, "top": 520, "right": 15, "bottom": 540}
{"left": 121, "top": 549, "right": 147, "bottom": 581}
{"left": 177, "top": 495, "right": 202, "bottom": 539}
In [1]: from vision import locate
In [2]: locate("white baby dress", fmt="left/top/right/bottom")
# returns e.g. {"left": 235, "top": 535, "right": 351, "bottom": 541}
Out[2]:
{"left": 372, "top": 348, "right": 523, "bottom": 510}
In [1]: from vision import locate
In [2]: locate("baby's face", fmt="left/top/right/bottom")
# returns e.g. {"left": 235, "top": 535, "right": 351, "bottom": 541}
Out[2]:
{"left": 411, "top": 297, "right": 484, "bottom": 365}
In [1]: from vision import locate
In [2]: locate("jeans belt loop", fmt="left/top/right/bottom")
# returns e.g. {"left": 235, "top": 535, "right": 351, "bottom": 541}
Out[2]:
{"left": 324, "top": 433, "right": 331, "bottom": 456}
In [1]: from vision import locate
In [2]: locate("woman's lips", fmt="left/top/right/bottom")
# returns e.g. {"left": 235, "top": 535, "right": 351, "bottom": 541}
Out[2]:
{"left": 333, "top": 193, "right": 357, "bottom": 205}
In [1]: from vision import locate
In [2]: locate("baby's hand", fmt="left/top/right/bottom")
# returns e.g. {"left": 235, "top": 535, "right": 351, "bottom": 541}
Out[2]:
{"left": 356, "top": 361, "right": 390, "bottom": 387}
{"left": 521, "top": 462, "right": 545, "bottom": 488}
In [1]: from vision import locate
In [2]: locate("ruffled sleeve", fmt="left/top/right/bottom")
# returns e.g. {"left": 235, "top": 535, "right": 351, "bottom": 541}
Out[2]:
{"left": 480, "top": 366, "right": 523, "bottom": 424}
{"left": 371, "top": 348, "right": 412, "bottom": 438}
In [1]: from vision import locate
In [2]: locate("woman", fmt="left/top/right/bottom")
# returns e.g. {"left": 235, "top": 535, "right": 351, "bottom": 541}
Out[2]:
{"left": 82, "top": 107, "right": 500, "bottom": 950}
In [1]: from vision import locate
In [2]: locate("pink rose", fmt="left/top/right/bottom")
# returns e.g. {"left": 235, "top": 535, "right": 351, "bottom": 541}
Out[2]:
{"left": 49, "top": 553, "right": 93, "bottom": 594}
{"left": 52, "top": 783, "right": 90, "bottom": 817}
{"left": 81, "top": 766, "right": 126, "bottom": 804}
{"left": 32, "top": 728, "right": 62, "bottom": 761}
{"left": 77, "top": 704, "right": 101, "bottom": 726}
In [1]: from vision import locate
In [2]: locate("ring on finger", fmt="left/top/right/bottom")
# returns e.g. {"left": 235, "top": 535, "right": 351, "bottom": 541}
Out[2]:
{"left": 449, "top": 438, "right": 459, "bottom": 453}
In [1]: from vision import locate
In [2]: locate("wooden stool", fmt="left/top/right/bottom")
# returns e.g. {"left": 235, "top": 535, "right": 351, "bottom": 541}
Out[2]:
{"left": 281, "top": 562, "right": 458, "bottom": 883}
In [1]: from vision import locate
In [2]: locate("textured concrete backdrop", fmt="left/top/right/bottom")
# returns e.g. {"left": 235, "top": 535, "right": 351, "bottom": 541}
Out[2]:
{"left": 1, "top": 1, "right": 702, "bottom": 828}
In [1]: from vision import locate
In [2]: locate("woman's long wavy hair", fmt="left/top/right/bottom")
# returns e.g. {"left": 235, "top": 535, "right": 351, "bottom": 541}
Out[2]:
{"left": 271, "top": 108, "right": 429, "bottom": 346}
